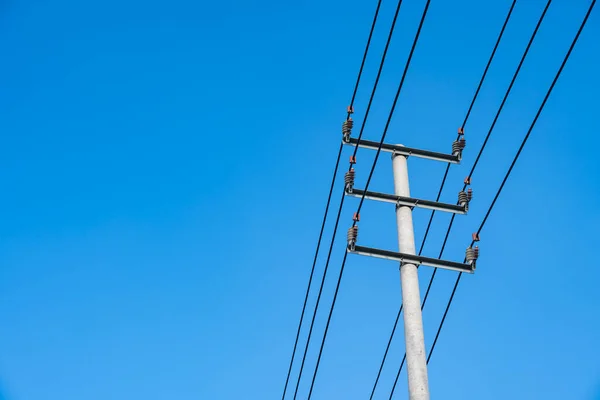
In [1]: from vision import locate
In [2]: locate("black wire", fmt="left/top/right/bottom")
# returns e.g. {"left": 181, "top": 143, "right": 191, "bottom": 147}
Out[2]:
{"left": 303, "top": 2, "right": 433, "bottom": 399}
{"left": 288, "top": 0, "right": 406, "bottom": 396}
{"left": 368, "top": 304, "right": 403, "bottom": 400}
{"left": 459, "top": 0, "right": 518, "bottom": 130}
{"left": 349, "top": 0, "right": 385, "bottom": 110}
{"left": 427, "top": 0, "right": 596, "bottom": 368}
{"left": 461, "top": 0, "right": 551, "bottom": 191}
{"left": 291, "top": 191, "right": 347, "bottom": 400}
{"left": 368, "top": 1, "right": 518, "bottom": 398}
{"left": 353, "top": 0, "right": 432, "bottom": 220}
{"left": 280, "top": 143, "right": 342, "bottom": 400}
{"left": 349, "top": 0, "right": 408, "bottom": 171}
{"left": 386, "top": 2, "right": 554, "bottom": 396}
{"left": 280, "top": 1, "right": 384, "bottom": 398}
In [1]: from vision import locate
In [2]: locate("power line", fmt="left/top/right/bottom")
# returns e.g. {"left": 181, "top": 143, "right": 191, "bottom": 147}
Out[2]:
{"left": 288, "top": 0, "right": 408, "bottom": 398}
{"left": 303, "top": 2, "right": 433, "bottom": 398}
{"left": 352, "top": 0, "right": 431, "bottom": 219}
{"left": 280, "top": 0, "right": 383, "bottom": 394}
{"left": 291, "top": 191, "right": 346, "bottom": 400}
{"left": 427, "top": 0, "right": 596, "bottom": 365}
{"left": 387, "top": 1, "right": 554, "bottom": 396}
{"left": 281, "top": 148, "right": 343, "bottom": 400}
{"left": 367, "top": 1, "right": 517, "bottom": 398}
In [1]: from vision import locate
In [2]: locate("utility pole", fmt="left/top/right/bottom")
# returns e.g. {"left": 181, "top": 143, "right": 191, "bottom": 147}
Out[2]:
{"left": 343, "top": 126, "right": 478, "bottom": 400}
{"left": 392, "top": 149, "right": 429, "bottom": 400}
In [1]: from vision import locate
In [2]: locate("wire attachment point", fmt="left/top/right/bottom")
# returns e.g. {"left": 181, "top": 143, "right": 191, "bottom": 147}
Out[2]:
{"left": 347, "top": 226, "right": 358, "bottom": 251}
{"left": 458, "top": 190, "right": 469, "bottom": 208}
{"left": 459, "top": 187, "right": 473, "bottom": 210}
{"left": 466, "top": 245, "right": 479, "bottom": 266}
{"left": 342, "top": 118, "right": 354, "bottom": 142}
{"left": 353, "top": 212, "right": 360, "bottom": 222}
{"left": 452, "top": 138, "right": 466, "bottom": 159}
{"left": 344, "top": 169, "right": 355, "bottom": 193}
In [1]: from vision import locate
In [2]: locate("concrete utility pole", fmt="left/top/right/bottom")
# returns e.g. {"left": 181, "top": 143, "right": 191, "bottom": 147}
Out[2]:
{"left": 344, "top": 128, "right": 474, "bottom": 399}
{"left": 392, "top": 150, "right": 430, "bottom": 400}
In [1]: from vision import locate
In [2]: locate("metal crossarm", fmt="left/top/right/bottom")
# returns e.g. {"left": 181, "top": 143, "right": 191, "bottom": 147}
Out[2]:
{"left": 346, "top": 188, "right": 467, "bottom": 214}
{"left": 343, "top": 137, "right": 460, "bottom": 164}
{"left": 349, "top": 245, "right": 475, "bottom": 273}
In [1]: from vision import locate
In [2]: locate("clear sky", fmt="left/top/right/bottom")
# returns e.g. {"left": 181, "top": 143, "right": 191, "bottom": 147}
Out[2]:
{"left": 1, "top": 0, "right": 599, "bottom": 399}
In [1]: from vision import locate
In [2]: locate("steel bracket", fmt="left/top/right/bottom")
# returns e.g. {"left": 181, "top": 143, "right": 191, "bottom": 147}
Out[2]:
{"left": 346, "top": 188, "right": 467, "bottom": 215}
{"left": 349, "top": 244, "right": 475, "bottom": 273}
{"left": 342, "top": 137, "right": 460, "bottom": 164}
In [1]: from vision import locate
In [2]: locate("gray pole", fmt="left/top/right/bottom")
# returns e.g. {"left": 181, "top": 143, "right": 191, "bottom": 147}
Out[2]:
{"left": 392, "top": 151, "right": 430, "bottom": 400}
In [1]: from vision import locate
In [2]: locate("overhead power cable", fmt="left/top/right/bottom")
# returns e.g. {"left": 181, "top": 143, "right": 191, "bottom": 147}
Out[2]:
{"left": 426, "top": 0, "right": 596, "bottom": 366}
{"left": 367, "top": 1, "right": 517, "bottom": 398}
{"left": 387, "top": 1, "right": 554, "bottom": 396}
{"left": 288, "top": 0, "right": 409, "bottom": 398}
{"left": 280, "top": 0, "right": 382, "bottom": 390}
{"left": 302, "top": 2, "right": 433, "bottom": 399}
{"left": 280, "top": 0, "right": 383, "bottom": 394}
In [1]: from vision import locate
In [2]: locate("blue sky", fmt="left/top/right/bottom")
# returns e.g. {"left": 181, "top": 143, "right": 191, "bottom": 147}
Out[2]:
{"left": 1, "top": 0, "right": 599, "bottom": 399}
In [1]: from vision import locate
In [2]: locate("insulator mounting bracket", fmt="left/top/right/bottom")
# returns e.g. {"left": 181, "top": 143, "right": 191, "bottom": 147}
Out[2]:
{"left": 343, "top": 137, "right": 461, "bottom": 164}
{"left": 346, "top": 188, "right": 467, "bottom": 215}
{"left": 349, "top": 245, "right": 475, "bottom": 274}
